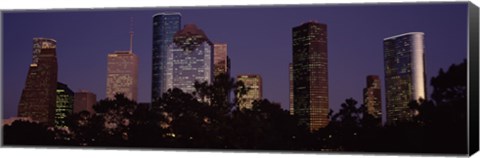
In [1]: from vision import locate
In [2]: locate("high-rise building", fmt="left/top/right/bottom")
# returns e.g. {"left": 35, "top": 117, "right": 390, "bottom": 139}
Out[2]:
{"left": 106, "top": 50, "right": 138, "bottom": 101}
{"left": 55, "top": 82, "right": 74, "bottom": 127}
{"left": 152, "top": 12, "right": 182, "bottom": 102}
{"left": 363, "top": 75, "right": 382, "bottom": 123}
{"left": 106, "top": 31, "right": 138, "bottom": 101}
{"left": 73, "top": 90, "right": 97, "bottom": 114}
{"left": 289, "top": 63, "right": 294, "bottom": 115}
{"left": 164, "top": 24, "right": 214, "bottom": 94}
{"left": 213, "top": 43, "right": 230, "bottom": 77}
{"left": 18, "top": 38, "right": 58, "bottom": 125}
{"left": 292, "top": 21, "right": 329, "bottom": 131}
{"left": 236, "top": 74, "right": 263, "bottom": 109}
{"left": 383, "top": 32, "right": 426, "bottom": 125}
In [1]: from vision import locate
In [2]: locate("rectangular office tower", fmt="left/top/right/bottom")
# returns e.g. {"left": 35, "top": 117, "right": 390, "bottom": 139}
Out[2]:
{"left": 383, "top": 32, "right": 427, "bottom": 125}
{"left": 164, "top": 24, "right": 214, "bottom": 94}
{"left": 152, "top": 12, "right": 181, "bottom": 102}
{"left": 213, "top": 43, "right": 230, "bottom": 77}
{"left": 236, "top": 74, "right": 263, "bottom": 109}
{"left": 292, "top": 21, "right": 329, "bottom": 131}
{"left": 363, "top": 75, "right": 382, "bottom": 125}
{"left": 55, "top": 82, "right": 74, "bottom": 127}
{"left": 17, "top": 38, "right": 58, "bottom": 125}
{"left": 106, "top": 51, "right": 139, "bottom": 101}
{"left": 73, "top": 90, "right": 97, "bottom": 114}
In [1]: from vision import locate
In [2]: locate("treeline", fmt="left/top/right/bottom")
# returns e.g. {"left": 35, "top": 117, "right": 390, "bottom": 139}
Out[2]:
{"left": 3, "top": 60, "right": 467, "bottom": 154}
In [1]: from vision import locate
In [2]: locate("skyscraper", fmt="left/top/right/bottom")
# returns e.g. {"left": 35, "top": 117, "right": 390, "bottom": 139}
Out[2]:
{"left": 106, "top": 50, "right": 139, "bottom": 101}
{"left": 106, "top": 30, "right": 138, "bottom": 101}
{"left": 18, "top": 38, "right": 58, "bottom": 125}
{"left": 213, "top": 43, "right": 230, "bottom": 77}
{"left": 73, "top": 90, "right": 97, "bottom": 114}
{"left": 289, "top": 63, "right": 294, "bottom": 115}
{"left": 55, "top": 82, "right": 74, "bottom": 127}
{"left": 383, "top": 32, "right": 426, "bottom": 125}
{"left": 292, "top": 21, "right": 329, "bottom": 131}
{"left": 152, "top": 12, "right": 182, "bottom": 102}
{"left": 164, "top": 24, "right": 214, "bottom": 94}
{"left": 236, "top": 74, "right": 263, "bottom": 109}
{"left": 363, "top": 75, "right": 382, "bottom": 123}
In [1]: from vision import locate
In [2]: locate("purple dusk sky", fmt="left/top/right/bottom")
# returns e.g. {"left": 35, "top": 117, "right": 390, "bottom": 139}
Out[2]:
{"left": 2, "top": 3, "right": 468, "bottom": 120}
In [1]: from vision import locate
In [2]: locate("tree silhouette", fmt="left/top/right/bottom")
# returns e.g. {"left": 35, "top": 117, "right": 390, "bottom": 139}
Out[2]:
{"left": 3, "top": 120, "right": 55, "bottom": 146}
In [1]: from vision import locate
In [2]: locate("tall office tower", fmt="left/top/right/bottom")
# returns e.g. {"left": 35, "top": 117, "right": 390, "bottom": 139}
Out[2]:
{"left": 164, "top": 24, "right": 214, "bottom": 94}
{"left": 236, "top": 74, "right": 263, "bottom": 109}
{"left": 106, "top": 31, "right": 138, "bottom": 101}
{"left": 73, "top": 90, "right": 97, "bottom": 114}
{"left": 292, "top": 21, "right": 329, "bottom": 131}
{"left": 152, "top": 12, "right": 181, "bottom": 102}
{"left": 106, "top": 51, "right": 139, "bottom": 101}
{"left": 289, "top": 63, "right": 294, "bottom": 115}
{"left": 55, "top": 82, "right": 74, "bottom": 127}
{"left": 383, "top": 32, "right": 426, "bottom": 125}
{"left": 18, "top": 38, "right": 58, "bottom": 125}
{"left": 213, "top": 43, "right": 230, "bottom": 77}
{"left": 363, "top": 75, "right": 382, "bottom": 123}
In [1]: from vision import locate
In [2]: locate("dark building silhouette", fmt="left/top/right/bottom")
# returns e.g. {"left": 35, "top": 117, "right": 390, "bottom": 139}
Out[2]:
{"left": 17, "top": 38, "right": 58, "bottom": 125}
{"left": 73, "top": 90, "right": 97, "bottom": 114}
{"left": 363, "top": 75, "right": 382, "bottom": 124}
{"left": 292, "top": 21, "right": 329, "bottom": 131}
{"left": 55, "top": 82, "right": 74, "bottom": 127}
{"left": 289, "top": 63, "right": 294, "bottom": 115}
{"left": 152, "top": 12, "right": 182, "bottom": 102}
{"left": 383, "top": 32, "right": 427, "bottom": 125}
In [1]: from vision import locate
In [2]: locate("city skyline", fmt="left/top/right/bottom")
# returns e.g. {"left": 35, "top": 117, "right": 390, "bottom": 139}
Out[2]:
{"left": 3, "top": 3, "right": 468, "bottom": 120}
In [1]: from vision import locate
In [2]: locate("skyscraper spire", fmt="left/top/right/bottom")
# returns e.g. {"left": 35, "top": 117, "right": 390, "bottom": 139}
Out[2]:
{"left": 129, "top": 17, "right": 134, "bottom": 53}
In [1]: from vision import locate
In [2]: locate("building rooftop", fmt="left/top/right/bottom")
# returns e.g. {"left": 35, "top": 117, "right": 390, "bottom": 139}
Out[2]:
{"left": 152, "top": 12, "right": 182, "bottom": 17}
{"left": 383, "top": 32, "right": 424, "bottom": 40}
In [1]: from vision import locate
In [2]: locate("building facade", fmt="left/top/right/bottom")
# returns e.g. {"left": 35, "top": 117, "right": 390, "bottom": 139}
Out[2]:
{"left": 164, "top": 24, "right": 214, "bottom": 94}
{"left": 236, "top": 74, "right": 263, "bottom": 109}
{"left": 55, "top": 82, "right": 74, "bottom": 127}
{"left": 152, "top": 12, "right": 182, "bottom": 102}
{"left": 292, "top": 21, "right": 329, "bottom": 131}
{"left": 383, "top": 32, "right": 426, "bottom": 125}
{"left": 213, "top": 43, "right": 230, "bottom": 77}
{"left": 363, "top": 75, "right": 382, "bottom": 123}
{"left": 289, "top": 63, "right": 294, "bottom": 115}
{"left": 73, "top": 90, "right": 97, "bottom": 114}
{"left": 18, "top": 38, "right": 58, "bottom": 125}
{"left": 106, "top": 51, "right": 139, "bottom": 101}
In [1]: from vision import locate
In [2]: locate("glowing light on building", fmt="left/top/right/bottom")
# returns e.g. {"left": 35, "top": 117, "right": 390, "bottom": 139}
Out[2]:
{"left": 383, "top": 32, "right": 426, "bottom": 124}
{"left": 292, "top": 21, "right": 329, "bottom": 131}
{"left": 18, "top": 38, "right": 58, "bottom": 125}
{"left": 236, "top": 74, "right": 262, "bottom": 109}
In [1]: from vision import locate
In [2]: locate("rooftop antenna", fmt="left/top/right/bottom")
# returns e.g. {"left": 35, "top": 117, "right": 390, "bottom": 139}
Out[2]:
{"left": 129, "top": 17, "right": 134, "bottom": 53}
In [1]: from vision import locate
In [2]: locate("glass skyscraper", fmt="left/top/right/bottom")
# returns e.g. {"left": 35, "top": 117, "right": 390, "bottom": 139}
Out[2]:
{"left": 55, "top": 82, "right": 74, "bottom": 128}
{"left": 18, "top": 38, "right": 58, "bottom": 125}
{"left": 152, "top": 12, "right": 181, "bottom": 102}
{"left": 292, "top": 21, "right": 329, "bottom": 131}
{"left": 164, "top": 24, "right": 214, "bottom": 94}
{"left": 383, "top": 32, "right": 426, "bottom": 125}
{"left": 236, "top": 74, "right": 263, "bottom": 109}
